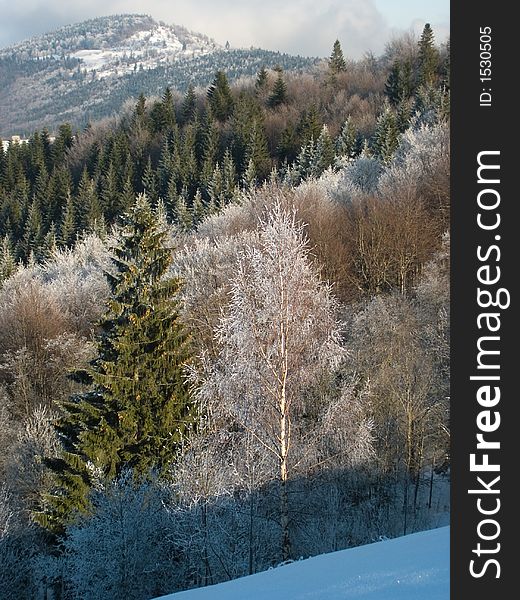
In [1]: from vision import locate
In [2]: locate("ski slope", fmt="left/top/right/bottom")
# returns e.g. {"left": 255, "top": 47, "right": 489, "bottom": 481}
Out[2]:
{"left": 155, "top": 526, "right": 449, "bottom": 600}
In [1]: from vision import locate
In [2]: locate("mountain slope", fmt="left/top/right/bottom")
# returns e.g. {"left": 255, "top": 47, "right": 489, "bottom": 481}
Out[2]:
{"left": 155, "top": 527, "right": 449, "bottom": 600}
{"left": 0, "top": 14, "right": 318, "bottom": 136}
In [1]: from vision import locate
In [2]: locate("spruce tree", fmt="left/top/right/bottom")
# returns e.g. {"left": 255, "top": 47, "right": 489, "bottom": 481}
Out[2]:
{"left": 207, "top": 71, "right": 234, "bottom": 122}
{"left": 418, "top": 23, "right": 439, "bottom": 86}
{"left": 385, "top": 62, "right": 404, "bottom": 106}
{"left": 255, "top": 66, "right": 269, "bottom": 90}
{"left": 59, "top": 193, "right": 76, "bottom": 248}
{"left": 182, "top": 84, "right": 197, "bottom": 124}
{"left": 373, "top": 106, "right": 399, "bottom": 164}
{"left": 0, "top": 235, "right": 16, "bottom": 283}
{"left": 268, "top": 72, "right": 288, "bottom": 108}
{"left": 315, "top": 125, "right": 335, "bottom": 173}
{"left": 336, "top": 116, "right": 358, "bottom": 159}
{"left": 38, "top": 195, "right": 196, "bottom": 534}
{"left": 329, "top": 40, "right": 347, "bottom": 74}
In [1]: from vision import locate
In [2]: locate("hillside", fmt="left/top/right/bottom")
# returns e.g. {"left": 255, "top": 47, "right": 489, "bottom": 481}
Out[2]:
{"left": 155, "top": 527, "right": 450, "bottom": 600}
{"left": 0, "top": 14, "right": 318, "bottom": 136}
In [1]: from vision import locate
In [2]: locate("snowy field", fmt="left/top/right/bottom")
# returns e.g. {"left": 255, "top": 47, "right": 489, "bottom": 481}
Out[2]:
{"left": 155, "top": 526, "right": 449, "bottom": 600}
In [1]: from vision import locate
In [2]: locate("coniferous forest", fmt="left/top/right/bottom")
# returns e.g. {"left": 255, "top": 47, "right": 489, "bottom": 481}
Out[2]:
{"left": 0, "top": 26, "right": 450, "bottom": 599}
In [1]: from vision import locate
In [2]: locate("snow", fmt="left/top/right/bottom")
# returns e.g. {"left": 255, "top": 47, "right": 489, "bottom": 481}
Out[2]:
{"left": 66, "top": 23, "right": 218, "bottom": 79}
{"left": 155, "top": 527, "right": 449, "bottom": 600}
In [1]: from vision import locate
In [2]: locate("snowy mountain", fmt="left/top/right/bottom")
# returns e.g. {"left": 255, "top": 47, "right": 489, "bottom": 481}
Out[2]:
{"left": 0, "top": 14, "right": 318, "bottom": 136}
{"left": 155, "top": 527, "right": 450, "bottom": 600}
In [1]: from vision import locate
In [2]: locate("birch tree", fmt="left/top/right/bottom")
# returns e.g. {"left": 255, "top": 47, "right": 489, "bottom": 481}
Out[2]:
{"left": 195, "top": 204, "right": 368, "bottom": 561}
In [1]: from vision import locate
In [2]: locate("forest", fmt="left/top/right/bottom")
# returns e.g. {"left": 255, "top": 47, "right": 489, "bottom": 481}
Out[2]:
{"left": 0, "top": 26, "right": 450, "bottom": 600}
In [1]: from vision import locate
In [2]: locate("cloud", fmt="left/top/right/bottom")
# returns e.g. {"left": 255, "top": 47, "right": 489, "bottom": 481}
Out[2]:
{"left": 0, "top": 0, "right": 448, "bottom": 57}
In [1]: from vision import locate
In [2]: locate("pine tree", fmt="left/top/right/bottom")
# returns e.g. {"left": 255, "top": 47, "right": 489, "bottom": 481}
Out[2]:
{"left": 268, "top": 72, "right": 287, "bottom": 108}
{"left": 38, "top": 195, "right": 196, "bottom": 534}
{"left": 329, "top": 39, "right": 347, "bottom": 74}
{"left": 418, "top": 23, "right": 439, "bottom": 87}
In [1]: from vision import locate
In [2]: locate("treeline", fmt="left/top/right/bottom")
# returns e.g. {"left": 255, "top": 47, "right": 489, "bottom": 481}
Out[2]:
{"left": 1, "top": 28, "right": 448, "bottom": 275}
{"left": 0, "top": 28, "right": 450, "bottom": 600}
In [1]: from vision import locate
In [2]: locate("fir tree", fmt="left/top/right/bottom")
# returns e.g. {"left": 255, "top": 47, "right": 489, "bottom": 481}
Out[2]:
{"left": 38, "top": 195, "right": 196, "bottom": 533}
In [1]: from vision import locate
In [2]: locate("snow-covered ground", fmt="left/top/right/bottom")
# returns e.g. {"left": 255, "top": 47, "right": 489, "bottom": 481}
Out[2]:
{"left": 155, "top": 527, "right": 449, "bottom": 600}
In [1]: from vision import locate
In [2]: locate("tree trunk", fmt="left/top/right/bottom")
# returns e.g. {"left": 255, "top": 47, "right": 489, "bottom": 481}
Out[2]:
{"left": 280, "top": 411, "right": 291, "bottom": 562}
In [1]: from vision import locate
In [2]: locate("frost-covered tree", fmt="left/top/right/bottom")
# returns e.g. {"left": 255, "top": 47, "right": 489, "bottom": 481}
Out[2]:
{"left": 194, "top": 204, "right": 369, "bottom": 561}
{"left": 61, "top": 473, "right": 177, "bottom": 600}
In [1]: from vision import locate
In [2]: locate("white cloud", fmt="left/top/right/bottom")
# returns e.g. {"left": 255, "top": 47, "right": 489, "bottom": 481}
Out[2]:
{"left": 0, "top": 0, "right": 449, "bottom": 57}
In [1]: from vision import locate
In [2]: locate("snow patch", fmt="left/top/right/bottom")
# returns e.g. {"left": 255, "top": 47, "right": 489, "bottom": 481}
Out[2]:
{"left": 154, "top": 527, "right": 449, "bottom": 600}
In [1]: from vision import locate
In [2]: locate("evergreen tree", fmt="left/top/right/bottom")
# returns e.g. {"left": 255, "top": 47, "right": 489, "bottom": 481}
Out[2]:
{"left": 20, "top": 199, "right": 43, "bottom": 261}
{"left": 277, "top": 123, "right": 299, "bottom": 163}
{"left": 191, "top": 188, "right": 205, "bottom": 225}
{"left": 41, "top": 222, "right": 58, "bottom": 259}
{"left": 385, "top": 62, "right": 404, "bottom": 106}
{"left": 297, "top": 105, "right": 322, "bottom": 146}
{"left": 442, "top": 38, "right": 450, "bottom": 90}
{"left": 418, "top": 23, "right": 439, "bottom": 86}
{"left": 0, "top": 235, "right": 16, "bottom": 283}
{"left": 181, "top": 84, "right": 197, "bottom": 124}
{"left": 314, "top": 125, "right": 335, "bottom": 173}
{"left": 59, "top": 193, "right": 77, "bottom": 247}
{"left": 329, "top": 39, "right": 347, "bottom": 74}
{"left": 373, "top": 106, "right": 399, "bottom": 164}
{"left": 77, "top": 168, "right": 103, "bottom": 231}
{"left": 160, "top": 87, "right": 177, "bottom": 132}
{"left": 207, "top": 71, "right": 234, "bottom": 122}
{"left": 174, "top": 187, "right": 193, "bottom": 230}
{"left": 38, "top": 195, "right": 196, "bottom": 533}
{"left": 142, "top": 157, "right": 158, "bottom": 205}
{"left": 268, "top": 72, "right": 288, "bottom": 108}
{"left": 336, "top": 116, "right": 358, "bottom": 159}
{"left": 255, "top": 66, "right": 269, "bottom": 90}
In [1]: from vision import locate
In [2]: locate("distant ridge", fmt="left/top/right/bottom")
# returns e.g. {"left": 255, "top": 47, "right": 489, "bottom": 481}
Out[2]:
{"left": 0, "top": 14, "right": 319, "bottom": 136}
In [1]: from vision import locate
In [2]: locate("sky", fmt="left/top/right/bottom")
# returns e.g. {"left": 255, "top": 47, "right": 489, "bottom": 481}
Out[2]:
{"left": 0, "top": 0, "right": 449, "bottom": 58}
